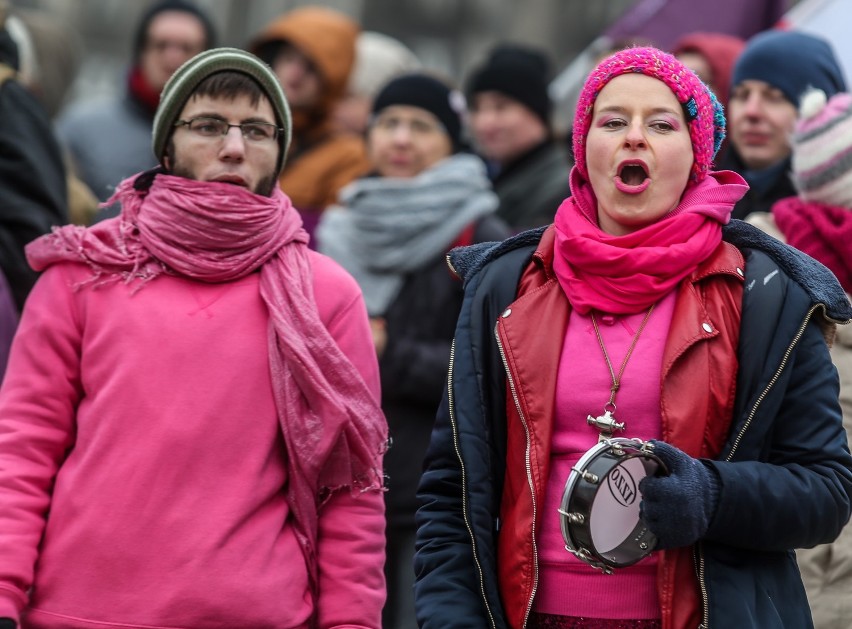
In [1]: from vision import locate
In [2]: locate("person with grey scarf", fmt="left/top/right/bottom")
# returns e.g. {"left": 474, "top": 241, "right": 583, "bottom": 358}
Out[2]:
{"left": 316, "top": 72, "right": 509, "bottom": 629}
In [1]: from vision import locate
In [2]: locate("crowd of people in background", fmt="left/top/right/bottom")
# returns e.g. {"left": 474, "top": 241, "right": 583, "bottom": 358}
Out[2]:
{"left": 0, "top": 0, "right": 850, "bottom": 628}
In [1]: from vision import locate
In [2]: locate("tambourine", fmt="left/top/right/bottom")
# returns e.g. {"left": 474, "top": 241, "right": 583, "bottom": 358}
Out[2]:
{"left": 558, "top": 437, "right": 666, "bottom": 574}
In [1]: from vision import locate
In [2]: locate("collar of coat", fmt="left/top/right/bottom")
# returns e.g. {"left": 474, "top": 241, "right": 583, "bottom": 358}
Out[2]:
{"left": 448, "top": 219, "right": 852, "bottom": 323}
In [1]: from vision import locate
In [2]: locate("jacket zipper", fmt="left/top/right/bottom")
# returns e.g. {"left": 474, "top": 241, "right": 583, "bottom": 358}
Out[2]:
{"left": 446, "top": 339, "right": 497, "bottom": 629}
{"left": 697, "top": 304, "right": 821, "bottom": 629}
{"left": 696, "top": 546, "right": 709, "bottom": 629}
{"left": 495, "top": 322, "right": 539, "bottom": 629}
{"left": 725, "top": 304, "right": 819, "bottom": 461}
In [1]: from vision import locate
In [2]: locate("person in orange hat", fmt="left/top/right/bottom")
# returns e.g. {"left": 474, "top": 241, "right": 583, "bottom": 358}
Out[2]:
{"left": 249, "top": 7, "right": 371, "bottom": 243}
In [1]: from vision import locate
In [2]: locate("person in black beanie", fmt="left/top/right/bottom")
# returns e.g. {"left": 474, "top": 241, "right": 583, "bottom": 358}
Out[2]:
{"left": 467, "top": 43, "right": 571, "bottom": 231}
{"left": 719, "top": 29, "right": 847, "bottom": 220}
{"left": 316, "top": 72, "right": 509, "bottom": 629}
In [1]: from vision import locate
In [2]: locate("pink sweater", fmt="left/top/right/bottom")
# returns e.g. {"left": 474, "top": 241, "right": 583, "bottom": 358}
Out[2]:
{"left": 534, "top": 291, "right": 676, "bottom": 619}
{"left": 0, "top": 252, "right": 385, "bottom": 628}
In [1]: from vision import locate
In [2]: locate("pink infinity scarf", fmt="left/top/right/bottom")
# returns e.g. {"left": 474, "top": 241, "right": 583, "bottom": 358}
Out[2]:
{"left": 27, "top": 173, "right": 387, "bottom": 599}
{"left": 553, "top": 168, "right": 748, "bottom": 315}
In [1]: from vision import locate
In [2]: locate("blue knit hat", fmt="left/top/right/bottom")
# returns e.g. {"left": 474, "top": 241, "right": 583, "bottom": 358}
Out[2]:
{"left": 731, "top": 30, "right": 846, "bottom": 107}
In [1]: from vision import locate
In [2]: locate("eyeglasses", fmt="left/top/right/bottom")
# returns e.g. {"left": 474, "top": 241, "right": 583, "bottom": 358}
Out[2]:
{"left": 174, "top": 116, "right": 283, "bottom": 143}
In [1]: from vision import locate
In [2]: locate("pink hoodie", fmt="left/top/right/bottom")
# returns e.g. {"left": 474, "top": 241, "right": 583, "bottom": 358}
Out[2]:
{"left": 0, "top": 251, "right": 385, "bottom": 628}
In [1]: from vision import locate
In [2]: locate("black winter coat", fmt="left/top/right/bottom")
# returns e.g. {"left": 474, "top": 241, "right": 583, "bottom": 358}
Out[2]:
{"left": 491, "top": 140, "right": 571, "bottom": 232}
{"left": 717, "top": 148, "right": 796, "bottom": 222}
{"left": 380, "top": 214, "right": 509, "bottom": 525}
{"left": 0, "top": 27, "right": 67, "bottom": 311}
{"left": 413, "top": 221, "right": 852, "bottom": 628}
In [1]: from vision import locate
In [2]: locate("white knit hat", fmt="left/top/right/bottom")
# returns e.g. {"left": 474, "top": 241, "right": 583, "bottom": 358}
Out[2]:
{"left": 791, "top": 88, "right": 852, "bottom": 208}
{"left": 348, "top": 32, "right": 420, "bottom": 99}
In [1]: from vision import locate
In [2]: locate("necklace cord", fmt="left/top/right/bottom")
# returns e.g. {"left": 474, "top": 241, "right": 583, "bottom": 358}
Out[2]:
{"left": 591, "top": 305, "right": 656, "bottom": 409}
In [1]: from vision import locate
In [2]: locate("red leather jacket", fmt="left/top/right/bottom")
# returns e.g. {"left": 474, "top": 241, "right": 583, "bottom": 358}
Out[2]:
{"left": 494, "top": 226, "right": 744, "bottom": 628}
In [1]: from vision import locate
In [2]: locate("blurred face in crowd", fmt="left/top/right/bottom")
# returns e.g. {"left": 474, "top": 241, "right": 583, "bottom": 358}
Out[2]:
{"left": 585, "top": 73, "right": 693, "bottom": 236}
{"left": 333, "top": 92, "right": 372, "bottom": 135}
{"left": 166, "top": 93, "right": 280, "bottom": 197}
{"left": 676, "top": 52, "right": 714, "bottom": 92}
{"left": 469, "top": 91, "right": 548, "bottom": 164}
{"left": 140, "top": 11, "right": 207, "bottom": 93}
{"left": 272, "top": 43, "right": 322, "bottom": 110}
{"left": 367, "top": 105, "right": 452, "bottom": 178}
{"left": 727, "top": 79, "right": 798, "bottom": 170}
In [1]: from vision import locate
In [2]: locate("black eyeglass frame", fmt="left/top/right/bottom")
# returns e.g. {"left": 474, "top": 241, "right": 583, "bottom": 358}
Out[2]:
{"left": 173, "top": 116, "right": 284, "bottom": 142}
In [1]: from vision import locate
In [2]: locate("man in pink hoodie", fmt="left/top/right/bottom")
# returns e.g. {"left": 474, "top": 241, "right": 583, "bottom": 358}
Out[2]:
{"left": 0, "top": 47, "right": 387, "bottom": 629}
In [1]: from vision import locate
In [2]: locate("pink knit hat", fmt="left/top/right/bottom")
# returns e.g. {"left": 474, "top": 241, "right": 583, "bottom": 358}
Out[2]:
{"left": 572, "top": 46, "right": 725, "bottom": 183}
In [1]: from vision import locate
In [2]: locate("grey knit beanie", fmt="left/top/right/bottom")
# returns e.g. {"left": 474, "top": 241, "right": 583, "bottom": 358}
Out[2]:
{"left": 152, "top": 47, "right": 292, "bottom": 174}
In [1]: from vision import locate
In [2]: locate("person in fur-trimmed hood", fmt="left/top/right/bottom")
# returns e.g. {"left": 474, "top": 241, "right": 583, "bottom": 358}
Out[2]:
{"left": 749, "top": 87, "right": 852, "bottom": 629}
{"left": 249, "top": 6, "right": 371, "bottom": 241}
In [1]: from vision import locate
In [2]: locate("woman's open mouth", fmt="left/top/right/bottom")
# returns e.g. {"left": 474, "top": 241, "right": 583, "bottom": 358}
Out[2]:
{"left": 614, "top": 161, "right": 650, "bottom": 193}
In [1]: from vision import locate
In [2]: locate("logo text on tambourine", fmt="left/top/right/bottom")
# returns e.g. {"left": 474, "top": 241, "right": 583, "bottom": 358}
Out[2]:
{"left": 607, "top": 465, "right": 638, "bottom": 507}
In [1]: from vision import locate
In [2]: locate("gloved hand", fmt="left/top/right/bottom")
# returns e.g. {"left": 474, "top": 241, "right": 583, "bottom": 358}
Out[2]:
{"left": 0, "top": 618, "right": 17, "bottom": 629}
{"left": 639, "top": 440, "right": 720, "bottom": 550}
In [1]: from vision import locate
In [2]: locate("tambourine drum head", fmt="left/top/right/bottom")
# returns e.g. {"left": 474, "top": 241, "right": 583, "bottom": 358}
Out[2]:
{"left": 590, "top": 456, "right": 655, "bottom": 555}
{"left": 560, "top": 439, "right": 663, "bottom": 570}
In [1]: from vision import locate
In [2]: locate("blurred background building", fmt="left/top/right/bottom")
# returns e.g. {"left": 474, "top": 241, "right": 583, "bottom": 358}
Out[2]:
{"left": 8, "top": 0, "right": 826, "bottom": 135}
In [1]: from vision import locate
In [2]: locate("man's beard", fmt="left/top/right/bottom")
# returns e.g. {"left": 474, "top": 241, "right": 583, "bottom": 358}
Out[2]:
{"left": 169, "top": 163, "right": 278, "bottom": 197}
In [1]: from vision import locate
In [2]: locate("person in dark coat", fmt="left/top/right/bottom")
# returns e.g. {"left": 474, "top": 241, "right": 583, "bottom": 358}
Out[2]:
{"left": 719, "top": 29, "right": 846, "bottom": 220}
{"left": 0, "top": 8, "right": 66, "bottom": 311}
{"left": 316, "top": 72, "right": 509, "bottom": 629}
{"left": 57, "top": 0, "right": 216, "bottom": 203}
{"left": 414, "top": 46, "right": 852, "bottom": 629}
{"left": 466, "top": 44, "right": 571, "bottom": 231}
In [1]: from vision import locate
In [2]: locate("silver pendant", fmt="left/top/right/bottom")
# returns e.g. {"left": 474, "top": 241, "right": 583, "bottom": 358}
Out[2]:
{"left": 587, "top": 410, "right": 625, "bottom": 438}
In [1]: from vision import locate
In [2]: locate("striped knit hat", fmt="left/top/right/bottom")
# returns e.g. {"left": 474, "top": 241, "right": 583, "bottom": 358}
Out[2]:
{"left": 573, "top": 46, "right": 725, "bottom": 183}
{"left": 791, "top": 88, "right": 852, "bottom": 207}
{"left": 152, "top": 47, "right": 292, "bottom": 174}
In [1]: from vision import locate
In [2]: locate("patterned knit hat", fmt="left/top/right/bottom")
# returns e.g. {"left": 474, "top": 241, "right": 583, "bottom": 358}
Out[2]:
{"left": 152, "top": 47, "right": 292, "bottom": 174}
{"left": 573, "top": 46, "right": 725, "bottom": 183}
{"left": 791, "top": 88, "right": 852, "bottom": 207}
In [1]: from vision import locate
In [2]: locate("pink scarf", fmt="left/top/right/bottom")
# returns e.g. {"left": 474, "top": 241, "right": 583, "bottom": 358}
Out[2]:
{"left": 27, "top": 173, "right": 387, "bottom": 603}
{"left": 553, "top": 168, "right": 748, "bottom": 314}
{"left": 773, "top": 196, "right": 852, "bottom": 293}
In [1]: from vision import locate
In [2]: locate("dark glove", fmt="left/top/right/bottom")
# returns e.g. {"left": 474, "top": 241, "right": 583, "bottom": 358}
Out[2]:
{"left": 639, "top": 440, "right": 720, "bottom": 550}
{"left": 0, "top": 618, "right": 16, "bottom": 629}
